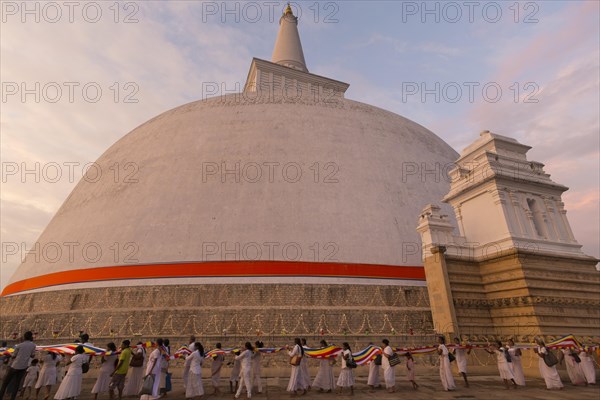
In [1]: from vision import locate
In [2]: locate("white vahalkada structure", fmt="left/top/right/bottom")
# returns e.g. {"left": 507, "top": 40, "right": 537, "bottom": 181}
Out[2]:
{"left": 1, "top": 6, "right": 597, "bottom": 342}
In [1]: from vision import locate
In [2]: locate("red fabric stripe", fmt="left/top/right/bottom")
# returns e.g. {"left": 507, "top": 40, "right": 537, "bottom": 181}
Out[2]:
{"left": 1, "top": 261, "right": 425, "bottom": 296}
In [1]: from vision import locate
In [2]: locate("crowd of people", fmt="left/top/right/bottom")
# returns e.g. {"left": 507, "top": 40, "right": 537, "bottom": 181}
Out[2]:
{"left": 0, "top": 331, "right": 597, "bottom": 400}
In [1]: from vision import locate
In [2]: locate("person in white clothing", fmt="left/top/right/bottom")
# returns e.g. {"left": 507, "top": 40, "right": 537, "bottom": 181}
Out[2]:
{"left": 228, "top": 350, "right": 241, "bottom": 394}
{"left": 299, "top": 339, "right": 311, "bottom": 391}
{"left": 484, "top": 341, "right": 517, "bottom": 389}
{"left": 140, "top": 338, "right": 166, "bottom": 400}
{"left": 251, "top": 341, "right": 263, "bottom": 395}
{"left": 506, "top": 339, "right": 525, "bottom": 386}
{"left": 54, "top": 346, "right": 86, "bottom": 400}
{"left": 559, "top": 348, "right": 587, "bottom": 385}
{"left": 452, "top": 337, "right": 471, "bottom": 387}
{"left": 312, "top": 340, "right": 335, "bottom": 393}
{"left": 20, "top": 358, "right": 39, "bottom": 399}
{"left": 234, "top": 342, "right": 253, "bottom": 399}
{"left": 335, "top": 342, "right": 354, "bottom": 396}
{"left": 185, "top": 342, "right": 204, "bottom": 399}
{"left": 210, "top": 343, "right": 225, "bottom": 395}
{"left": 35, "top": 351, "right": 62, "bottom": 400}
{"left": 182, "top": 339, "right": 196, "bottom": 390}
{"left": 123, "top": 344, "right": 146, "bottom": 396}
{"left": 579, "top": 348, "right": 596, "bottom": 384}
{"left": 367, "top": 352, "right": 381, "bottom": 390}
{"left": 437, "top": 336, "right": 455, "bottom": 391}
{"left": 534, "top": 338, "right": 563, "bottom": 390}
{"left": 381, "top": 339, "right": 396, "bottom": 393}
{"left": 92, "top": 342, "right": 118, "bottom": 399}
{"left": 286, "top": 338, "right": 307, "bottom": 396}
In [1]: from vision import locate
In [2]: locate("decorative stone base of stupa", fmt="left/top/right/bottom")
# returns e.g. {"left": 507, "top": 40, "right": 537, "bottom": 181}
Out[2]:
{"left": 0, "top": 284, "right": 434, "bottom": 341}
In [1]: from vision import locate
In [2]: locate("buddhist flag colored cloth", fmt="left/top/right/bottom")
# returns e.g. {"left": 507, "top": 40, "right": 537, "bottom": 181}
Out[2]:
{"left": 393, "top": 345, "right": 438, "bottom": 356}
{"left": 174, "top": 345, "right": 192, "bottom": 358}
{"left": 352, "top": 345, "right": 381, "bottom": 365}
{"left": 546, "top": 335, "right": 583, "bottom": 349}
{"left": 304, "top": 345, "right": 342, "bottom": 359}
{"left": 205, "top": 348, "right": 240, "bottom": 359}
{"left": 259, "top": 347, "right": 284, "bottom": 354}
{"left": 36, "top": 343, "right": 107, "bottom": 355}
{"left": 0, "top": 347, "right": 14, "bottom": 357}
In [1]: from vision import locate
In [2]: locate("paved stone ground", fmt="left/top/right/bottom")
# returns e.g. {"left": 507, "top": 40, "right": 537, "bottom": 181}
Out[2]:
{"left": 25, "top": 366, "right": 598, "bottom": 400}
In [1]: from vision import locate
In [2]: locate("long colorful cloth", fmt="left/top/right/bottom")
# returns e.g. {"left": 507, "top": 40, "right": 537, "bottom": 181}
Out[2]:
{"left": 2, "top": 334, "right": 595, "bottom": 364}
{"left": 36, "top": 343, "right": 108, "bottom": 355}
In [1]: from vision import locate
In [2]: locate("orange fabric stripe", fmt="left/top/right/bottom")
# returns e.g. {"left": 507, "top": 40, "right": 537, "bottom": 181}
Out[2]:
{"left": 1, "top": 261, "right": 425, "bottom": 297}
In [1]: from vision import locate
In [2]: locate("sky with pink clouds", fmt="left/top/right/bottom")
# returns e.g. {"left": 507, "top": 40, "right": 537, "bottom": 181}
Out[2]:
{"left": 1, "top": 1, "right": 598, "bottom": 290}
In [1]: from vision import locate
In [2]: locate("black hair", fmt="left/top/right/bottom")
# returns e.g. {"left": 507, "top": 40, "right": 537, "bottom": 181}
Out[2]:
{"left": 24, "top": 331, "right": 33, "bottom": 341}
{"left": 122, "top": 340, "right": 130, "bottom": 347}
{"left": 301, "top": 338, "right": 307, "bottom": 345}
{"left": 320, "top": 340, "right": 328, "bottom": 347}
{"left": 294, "top": 338, "right": 304, "bottom": 356}
{"left": 194, "top": 342, "right": 204, "bottom": 357}
{"left": 156, "top": 338, "right": 164, "bottom": 347}
{"left": 255, "top": 341, "right": 264, "bottom": 348}
{"left": 81, "top": 333, "right": 89, "bottom": 343}
{"left": 164, "top": 339, "right": 170, "bottom": 347}
{"left": 404, "top": 352, "right": 413, "bottom": 360}
{"left": 382, "top": 339, "right": 389, "bottom": 346}
{"left": 31, "top": 359, "right": 39, "bottom": 365}
{"left": 438, "top": 336, "right": 446, "bottom": 345}
{"left": 107, "top": 342, "right": 117, "bottom": 352}
{"left": 49, "top": 351, "right": 57, "bottom": 360}
{"left": 245, "top": 342, "right": 254, "bottom": 351}
{"left": 75, "top": 345, "right": 85, "bottom": 354}
{"left": 216, "top": 343, "right": 222, "bottom": 349}
{"left": 495, "top": 340, "right": 503, "bottom": 348}
{"left": 342, "top": 342, "right": 351, "bottom": 351}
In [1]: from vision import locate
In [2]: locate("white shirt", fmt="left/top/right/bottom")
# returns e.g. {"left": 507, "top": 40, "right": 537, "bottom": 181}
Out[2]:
{"left": 188, "top": 351, "right": 204, "bottom": 374}
{"left": 341, "top": 349, "right": 351, "bottom": 369}
{"left": 236, "top": 349, "right": 252, "bottom": 370}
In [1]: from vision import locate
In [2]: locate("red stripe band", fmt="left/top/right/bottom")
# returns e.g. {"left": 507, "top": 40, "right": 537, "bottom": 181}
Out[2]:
{"left": 1, "top": 261, "right": 425, "bottom": 297}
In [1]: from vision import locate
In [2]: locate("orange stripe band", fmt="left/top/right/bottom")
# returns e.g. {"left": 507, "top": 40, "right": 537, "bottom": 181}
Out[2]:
{"left": 1, "top": 261, "right": 425, "bottom": 297}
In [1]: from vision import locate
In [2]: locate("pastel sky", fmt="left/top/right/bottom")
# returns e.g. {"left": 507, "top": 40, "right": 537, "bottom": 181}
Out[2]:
{"left": 1, "top": 0, "right": 599, "bottom": 290}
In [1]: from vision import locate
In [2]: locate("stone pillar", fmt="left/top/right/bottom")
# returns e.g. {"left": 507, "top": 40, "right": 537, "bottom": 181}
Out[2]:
{"left": 422, "top": 246, "right": 459, "bottom": 336}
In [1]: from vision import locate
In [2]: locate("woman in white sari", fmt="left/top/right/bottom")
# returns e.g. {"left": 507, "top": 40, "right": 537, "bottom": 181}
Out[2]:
{"left": 381, "top": 339, "right": 396, "bottom": 393}
{"left": 54, "top": 346, "right": 86, "bottom": 400}
{"left": 185, "top": 343, "right": 204, "bottom": 399}
{"left": 437, "top": 336, "right": 455, "bottom": 391}
{"left": 210, "top": 343, "right": 225, "bottom": 395}
{"left": 579, "top": 348, "right": 596, "bottom": 384}
{"left": 123, "top": 344, "right": 146, "bottom": 396}
{"left": 484, "top": 341, "right": 517, "bottom": 389}
{"left": 312, "top": 340, "right": 335, "bottom": 393}
{"left": 559, "top": 348, "right": 587, "bottom": 385}
{"left": 506, "top": 339, "right": 525, "bottom": 386}
{"left": 299, "top": 339, "right": 311, "bottom": 390}
{"left": 92, "top": 342, "right": 118, "bottom": 399}
{"left": 234, "top": 342, "right": 253, "bottom": 399}
{"left": 251, "top": 341, "right": 263, "bottom": 395}
{"left": 286, "top": 338, "right": 307, "bottom": 396}
{"left": 140, "top": 339, "right": 166, "bottom": 400}
{"left": 534, "top": 338, "right": 563, "bottom": 390}
{"left": 335, "top": 342, "right": 354, "bottom": 396}
{"left": 35, "top": 351, "right": 62, "bottom": 400}
{"left": 452, "top": 337, "right": 470, "bottom": 387}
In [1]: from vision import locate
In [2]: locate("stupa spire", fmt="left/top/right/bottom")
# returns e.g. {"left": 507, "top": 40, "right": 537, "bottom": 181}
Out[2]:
{"left": 271, "top": 3, "right": 308, "bottom": 72}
